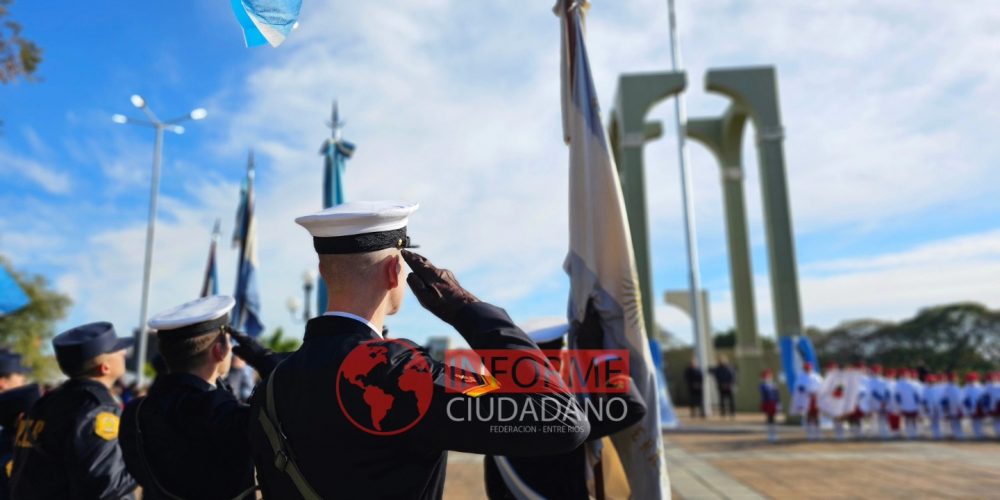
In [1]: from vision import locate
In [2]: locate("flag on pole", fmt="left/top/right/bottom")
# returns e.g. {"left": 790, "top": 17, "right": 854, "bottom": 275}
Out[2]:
{"left": 232, "top": 152, "right": 264, "bottom": 337}
{"left": 200, "top": 219, "right": 222, "bottom": 298}
{"left": 779, "top": 335, "right": 819, "bottom": 402}
{"left": 316, "top": 101, "right": 356, "bottom": 315}
{"left": 231, "top": 0, "right": 302, "bottom": 48}
{"left": 0, "top": 265, "right": 29, "bottom": 316}
{"left": 557, "top": 1, "right": 669, "bottom": 497}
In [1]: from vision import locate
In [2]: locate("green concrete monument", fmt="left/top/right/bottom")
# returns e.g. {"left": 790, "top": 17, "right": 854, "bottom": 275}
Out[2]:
{"left": 686, "top": 104, "right": 765, "bottom": 411}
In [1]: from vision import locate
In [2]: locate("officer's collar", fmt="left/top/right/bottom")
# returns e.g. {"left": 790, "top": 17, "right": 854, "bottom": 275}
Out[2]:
{"left": 65, "top": 377, "right": 117, "bottom": 404}
{"left": 304, "top": 315, "right": 380, "bottom": 341}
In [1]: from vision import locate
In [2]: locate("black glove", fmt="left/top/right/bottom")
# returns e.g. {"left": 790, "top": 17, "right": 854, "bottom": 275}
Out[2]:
{"left": 402, "top": 250, "right": 479, "bottom": 324}
{"left": 227, "top": 327, "right": 278, "bottom": 375}
{"left": 574, "top": 299, "right": 604, "bottom": 350}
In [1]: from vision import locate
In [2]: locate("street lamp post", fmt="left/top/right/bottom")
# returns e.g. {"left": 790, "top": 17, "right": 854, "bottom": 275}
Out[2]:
{"left": 113, "top": 95, "right": 206, "bottom": 388}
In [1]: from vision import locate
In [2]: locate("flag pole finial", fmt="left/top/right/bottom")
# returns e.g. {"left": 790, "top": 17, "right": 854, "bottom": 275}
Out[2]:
{"left": 327, "top": 100, "right": 346, "bottom": 143}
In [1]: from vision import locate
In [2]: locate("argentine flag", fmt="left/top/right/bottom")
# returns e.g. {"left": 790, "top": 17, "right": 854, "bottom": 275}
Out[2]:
{"left": 231, "top": 0, "right": 302, "bottom": 48}
{"left": 232, "top": 152, "right": 265, "bottom": 337}
{"left": 558, "top": 1, "right": 669, "bottom": 497}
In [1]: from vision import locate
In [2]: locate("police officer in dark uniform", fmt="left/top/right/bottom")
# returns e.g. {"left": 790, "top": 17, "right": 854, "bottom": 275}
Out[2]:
{"left": 9, "top": 322, "right": 137, "bottom": 499}
{"left": 119, "top": 295, "right": 280, "bottom": 500}
{"left": 0, "top": 350, "right": 40, "bottom": 499}
{"left": 249, "top": 201, "right": 590, "bottom": 499}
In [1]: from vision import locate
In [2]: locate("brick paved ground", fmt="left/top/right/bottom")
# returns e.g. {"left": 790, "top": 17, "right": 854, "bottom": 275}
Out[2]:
{"left": 444, "top": 413, "right": 1000, "bottom": 499}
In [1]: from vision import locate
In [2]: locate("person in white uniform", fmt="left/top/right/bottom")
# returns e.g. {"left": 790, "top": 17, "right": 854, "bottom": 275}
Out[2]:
{"left": 962, "top": 372, "right": 986, "bottom": 439}
{"left": 922, "top": 373, "right": 945, "bottom": 439}
{"left": 894, "top": 369, "right": 922, "bottom": 439}
{"left": 942, "top": 372, "right": 964, "bottom": 439}
{"left": 868, "top": 365, "right": 891, "bottom": 439}
{"left": 792, "top": 362, "right": 823, "bottom": 440}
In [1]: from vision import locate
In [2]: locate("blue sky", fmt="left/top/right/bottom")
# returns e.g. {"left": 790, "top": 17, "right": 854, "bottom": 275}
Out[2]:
{"left": 2, "top": 0, "right": 1000, "bottom": 348}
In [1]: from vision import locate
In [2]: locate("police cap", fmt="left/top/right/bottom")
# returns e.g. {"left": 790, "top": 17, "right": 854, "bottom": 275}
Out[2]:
{"left": 52, "top": 322, "right": 133, "bottom": 376}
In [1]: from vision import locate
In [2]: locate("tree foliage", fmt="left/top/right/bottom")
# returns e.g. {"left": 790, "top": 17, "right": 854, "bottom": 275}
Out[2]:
{"left": 0, "top": 0, "right": 41, "bottom": 84}
{"left": 811, "top": 302, "right": 1000, "bottom": 372}
{"left": 0, "top": 256, "right": 71, "bottom": 382}
{"left": 261, "top": 327, "right": 301, "bottom": 353}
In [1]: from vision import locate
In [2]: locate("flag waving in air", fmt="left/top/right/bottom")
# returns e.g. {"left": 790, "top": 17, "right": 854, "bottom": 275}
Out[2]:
{"left": 558, "top": 0, "right": 669, "bottom": 497}
{"left": 231, "top": 0, "right": 302, "bottom": 48}
{"left": 232, "top": 152, "right": 265, "bottom": 337}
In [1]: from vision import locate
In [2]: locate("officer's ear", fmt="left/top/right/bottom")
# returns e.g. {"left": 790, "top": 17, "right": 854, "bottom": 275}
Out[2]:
{"left": 211, "top": 333, "right": 230, "bottom": 362}
{"left": 385, "top": 253, "right": 402, "bottom": 290}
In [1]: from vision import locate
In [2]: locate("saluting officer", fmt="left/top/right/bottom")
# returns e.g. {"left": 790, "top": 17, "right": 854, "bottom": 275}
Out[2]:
{"left": 249, "top": 201, "right": 589, "bottom": 499}
{"left": 9, "top": 322, "right": 137, "bottom": 499}
{"left": 119, "top": 295, "right": 280, "bottom": 500}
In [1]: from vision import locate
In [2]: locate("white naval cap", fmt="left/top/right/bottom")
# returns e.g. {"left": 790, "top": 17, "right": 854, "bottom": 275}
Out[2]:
{"left": 295, "top": 201, "right": 419, "bottom": 254}
{"left": 527, "top": 323, "right": 569, "bottom": 344}
{"left": 148, "top": 295, "right": 235, "bottom": 339}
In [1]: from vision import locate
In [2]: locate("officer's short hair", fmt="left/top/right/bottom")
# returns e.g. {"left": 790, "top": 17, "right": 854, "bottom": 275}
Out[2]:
{"left": 319, "top": 248, "right": 394, "bottom": 292}
{"left": 158, "top": 330, "right": 225, "bottom": 373}
{"left": 70, "top": 355, "right": 109, "bottom": 379}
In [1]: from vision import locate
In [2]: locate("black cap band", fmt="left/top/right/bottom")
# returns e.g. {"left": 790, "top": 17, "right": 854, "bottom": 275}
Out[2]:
{"left": 313, "top": 227, "right": 417, "bottom": 255}
{"left": 156, "top": 315, "right": 229, "bottom": 340}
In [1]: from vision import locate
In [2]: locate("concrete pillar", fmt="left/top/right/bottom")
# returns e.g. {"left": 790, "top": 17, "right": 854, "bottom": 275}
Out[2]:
{"left": 686, "top": 104, "right": 765, "bottom": 411}
{"left": 608, "top": 71, "right": 687, "bottom": 339}
{"left": 705, "top": 67, "right": 804, "bottom": 341}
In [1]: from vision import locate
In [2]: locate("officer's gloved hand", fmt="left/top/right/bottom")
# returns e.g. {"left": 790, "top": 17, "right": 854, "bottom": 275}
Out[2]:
{"left": 402, "top": 250, "right": 479, "bottom": 324}
{"left": 228, "top": 327, "right": 278, "bottom": 375}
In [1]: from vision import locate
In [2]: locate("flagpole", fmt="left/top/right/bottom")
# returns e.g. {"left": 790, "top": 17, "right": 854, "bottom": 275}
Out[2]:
{"left": 666, "top": 0, "right": 711, "bottom": 417}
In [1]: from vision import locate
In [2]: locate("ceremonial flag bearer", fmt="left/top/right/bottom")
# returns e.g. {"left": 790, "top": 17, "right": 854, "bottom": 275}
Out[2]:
{"left": 248, "top": 201, "right": 590, "bottom": 499}
{"left": 9, "top": 322, "right": 137, "bottom": 499}
{"left": 119, "top": 295, "right": 281, "bottom": 500}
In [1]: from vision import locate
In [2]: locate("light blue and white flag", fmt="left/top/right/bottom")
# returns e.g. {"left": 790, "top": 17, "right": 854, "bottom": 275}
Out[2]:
{"left": 0, "top": 265, "right": 29, "bottom": 316}
{"left": 231, "top": 0, "right": 302, "bottom": 48}
{"left": 232, "top": 152, "right": 265, "bottom": 337}
{"left": 558, "top": 1, "right": 669, "bottom": 497}
{"left": 780, "top": 335, "right": 819, "bottom": 398}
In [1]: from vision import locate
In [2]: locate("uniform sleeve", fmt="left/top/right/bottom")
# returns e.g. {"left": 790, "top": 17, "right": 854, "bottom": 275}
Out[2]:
{"left": 585, "top": 375, "right": 646, "bottom": 441}
{"left": 67, "top": 405, "right": 137, "bottom": 500}
{"left": 382, "top": 302, "right": 590, "bottom": 456}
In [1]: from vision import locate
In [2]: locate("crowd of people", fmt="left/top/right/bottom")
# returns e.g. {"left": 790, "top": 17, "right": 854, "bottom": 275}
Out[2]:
{"left": 774, "top": 361, "right": 1000, "bottom": 442}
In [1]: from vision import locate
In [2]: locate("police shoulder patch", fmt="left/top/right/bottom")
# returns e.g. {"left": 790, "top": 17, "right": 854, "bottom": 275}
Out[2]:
{"left": 93, "top": 411, "right": 120, "bottom": 441}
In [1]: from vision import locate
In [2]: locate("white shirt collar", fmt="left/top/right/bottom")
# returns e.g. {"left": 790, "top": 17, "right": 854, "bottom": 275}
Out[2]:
{"left": 323, "top": 311, "right": 382, "bottom": 338}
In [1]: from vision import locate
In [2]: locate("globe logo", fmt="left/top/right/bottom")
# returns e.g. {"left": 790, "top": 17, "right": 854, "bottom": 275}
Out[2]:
{"left": 336, "top": 339, "right": 434, "bottom": 436}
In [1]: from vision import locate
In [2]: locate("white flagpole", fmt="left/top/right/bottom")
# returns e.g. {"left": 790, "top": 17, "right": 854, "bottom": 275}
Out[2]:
{"left": 666, "top": 0, "right": 711, "bottom": 417}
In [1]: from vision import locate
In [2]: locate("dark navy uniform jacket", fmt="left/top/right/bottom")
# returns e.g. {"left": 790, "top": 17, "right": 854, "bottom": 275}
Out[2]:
{"left": 0, "top": 384, "right": 41, "bottom": 500}
{"left": 119, "top": 373, "right": 256, "bottom": 500}
{"left": 249, "top": 302, "right": 590, "bottom": 500}
{"left": 9, "top": 378, "right": 136, "bottom": 500}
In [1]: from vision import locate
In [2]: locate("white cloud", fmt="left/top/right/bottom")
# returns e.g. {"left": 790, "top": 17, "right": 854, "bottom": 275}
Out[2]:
{"left": 0, "top": 148, "right": 70, "bottom": 195}
{"left": 663, "top": 228, "right": 1000, "bottom": 345}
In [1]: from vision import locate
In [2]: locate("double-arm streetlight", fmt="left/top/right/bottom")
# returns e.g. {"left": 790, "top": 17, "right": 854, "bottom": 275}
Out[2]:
{"left": 113, "top": 95, "right": 206, "bottom": 388}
